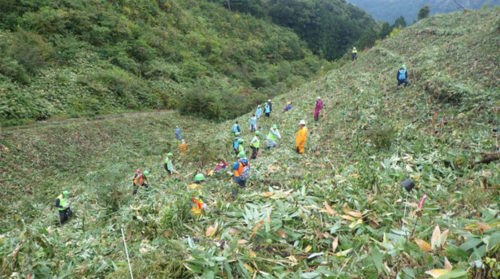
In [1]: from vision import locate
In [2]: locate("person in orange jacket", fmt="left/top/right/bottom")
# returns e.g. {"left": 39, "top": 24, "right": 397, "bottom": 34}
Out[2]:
{"left": 179, "top": 139, "right": 187, "bottom": 155}
{"left": 295, "top": 120, "right": 308, "bottom": 154}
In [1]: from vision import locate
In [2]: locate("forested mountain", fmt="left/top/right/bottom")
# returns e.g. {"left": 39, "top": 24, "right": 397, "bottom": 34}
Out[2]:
{"left": 347, "top": 0, "right": 499, "bottom": 23}
{"left": 210, "top": 0, "right": 379, "bottom": 60}
{"left": 0, "top": 0, "right": 330, "bottom": 125}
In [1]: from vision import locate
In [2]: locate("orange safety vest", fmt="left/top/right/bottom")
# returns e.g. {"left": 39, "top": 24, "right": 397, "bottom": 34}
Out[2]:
{"left": 133, "top": 174, "right": 144, "bottom": 185}
{"left": 234, "top": 161, "right": 245, "bottom": 177}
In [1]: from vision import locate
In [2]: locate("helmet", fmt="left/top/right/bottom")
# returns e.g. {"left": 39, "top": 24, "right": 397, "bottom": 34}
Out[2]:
{"left": 317, "top": 96, "right": 321, "bottom": 99}
{"left": 268, "top": 99, "right": 271, "bottom": 102}
{"left": 167, "top": 152, "right": 173, "bottom": 157}
{"left": 194, "top": 173, "right": 206, "bottom": 182}
{"left": 272, "top": 124, "right": 277, "bottom": 129}
{"left": 238, "top": 138, "right": 244, "bottom": 143}
{"left": 353, "top": 46, "right": 356, "bottom": 49}
{"left": 238, "top": 151, "right": 246, "bottom": 158}
{"left": 401, "top": 64, "right": 406, "bottom": 70}
{"left": 255, "top": 131, "right": 260, "bottom": 136}
{"left": 63, "top": 190, "right": 69, "bottom": 197}
{"left": 299, "top": 120, "right": 306, "bottom": 125}
{"left": 143, "top": 171, "right": 149, "bottom": 176}
{"left": 135, "top": 169, "right": 141, "bottom": 174}
{"left": 235, "top": 132, "right": 240, "bottom": 136}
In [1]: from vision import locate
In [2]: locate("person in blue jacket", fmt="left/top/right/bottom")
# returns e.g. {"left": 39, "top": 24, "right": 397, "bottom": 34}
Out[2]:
{"left": 264, "top": 102, "right": 271, "bottom": 117}
{"left": 255, "top": 105, "right": 262, "bottom": 119}
{"left": 397, "top": 64, "right": 409, "bottom": 87}
{"left": 174, "top": 126, "right": 182, "bottom": 140}
{"left": 232, "top": 151, "right": 249, "bottom": 199}
{"left": 250, "top": 114, "right": 257, "bottom": 132}
{"left": 233, "top": 121, "right": 241, "bottom": 135}
{"left": 232, "top": 132, "right": 240, "bottom": 155}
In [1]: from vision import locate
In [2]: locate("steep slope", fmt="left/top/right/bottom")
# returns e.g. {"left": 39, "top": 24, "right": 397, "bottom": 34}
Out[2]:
{"left": 347, "top": 0, "right": 499, "bottom": 22}
{"left": 0, "top": 0, "right": 327, "bottom": 125}
{"left": 1, "top": 8, "right": 499, "bottom": 278}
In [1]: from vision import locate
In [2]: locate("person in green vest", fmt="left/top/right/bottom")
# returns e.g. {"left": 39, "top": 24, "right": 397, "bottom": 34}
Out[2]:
{"left": 164, "top": 152, "right": 174, "bottom": 175}
{"left": 266, "top": 124, "right": 281, "bottom": 150}
{"left": 250, "top": 131, "right": 261, "bottom": 159}
{"left": 352, "top": 47, "right": 358, "bottom": 60}
{"left": 237, "top": 138, "right": 245, "bottom": 154}
{"left": 55, "top": 190, "right": 72, "bottom": 225}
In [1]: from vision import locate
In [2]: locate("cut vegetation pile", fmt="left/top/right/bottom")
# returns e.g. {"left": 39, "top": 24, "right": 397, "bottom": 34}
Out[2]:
{"left": 1, "top": 8, "right": 499, "bottom": 278}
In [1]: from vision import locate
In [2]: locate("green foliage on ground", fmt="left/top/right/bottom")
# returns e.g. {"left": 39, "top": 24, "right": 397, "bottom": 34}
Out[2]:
{"left": 210, "top": 0, "right": 379, "bottom": 60}
{"left": 1, "top": 8, "right": 499, "bottom": 278}
{"left": 0, "top": 0, "right": 329, "bottom": 125}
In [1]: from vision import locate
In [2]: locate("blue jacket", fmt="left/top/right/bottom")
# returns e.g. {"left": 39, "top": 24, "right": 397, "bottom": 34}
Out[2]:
{"left": 397, "top": 69, "right": 408, "bottom": 81}
{"left": 250, "top": 117, "right": 256, "bottom": 126}
{"left": 174, "top": 128, "right": 182, "bottom": 140}
{"left": 264, "top": 104, "right": 271, "bottom": 113}
{"left": 233, "top": 158, "right": 248, "bottom": 182}
{"left": 233, "top": 124, "right": 240, "bottom": 133}
{"left": 233, "top": 139, "right": 239, "bottom": 150}
{"left": 256, "top": 107, "right": 262, "bottom": 118}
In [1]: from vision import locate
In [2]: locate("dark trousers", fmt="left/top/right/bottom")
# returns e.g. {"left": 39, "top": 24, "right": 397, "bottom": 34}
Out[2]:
{"left": 133, "top": 183, "right": 148, "bottom": 195}
{"left": 232, "top": 179, "right": 247, "bottom": 199}
{"left": 352, "top": 54, "right": 357, "bottom": 60}
{"left": 251, "top": 146, "right": 259, "bottom": 159}
{"left": 265, "top": 113, "right": 270, "bottom": 117}
{"left": 59, "top": 208, "right": 72, "bottom": 225}
{"left": 398, "top": 79, "right": 409, "bottom": 87}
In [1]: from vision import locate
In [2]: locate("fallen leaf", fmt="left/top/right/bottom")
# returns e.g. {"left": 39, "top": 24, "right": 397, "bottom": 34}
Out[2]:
{"left": 261, "top": 192, "right": 273, "bottom": 198}
{"left": 205, "top": 222, "right": 218, "bottom": 237}
{"left": 249, "top": 250, "right": 257, "bottom": 258}
{"left": 425, "top": 269, "right": 450, "bottom": 278}
{"left": 275, "top": 230, "right": 287, "bottom": 238}
{"left": 340, "top": 214, "right": 356, "bottom": 221}
{"left": 244, "top": 263, "right": 254, "bottom": 273}
{"left": 415, "top": 239, "right": 431, "bottom": 252}
{"left": 304, "top": 244, "right": 312, "bottom": 253}
{"left": 335, "top": 248, "right": 352, "bottom": 257}
{"left": 322, "top": 201, "right": 336, "bottom": 215}
{"left": 266, "top": 211, "right": 271, "bottom": 223}
{"left": 342, "top": 207, "right": 362, "bottom": 218}
{"left": 440, "top": 229, "right": 449, "bottom": 247}
{"left": 332, "top": 237, "right": 339, "bottom": 253}
{"left": 431, "top": 225, "right": 441, "bottom": 250}
{"left": 444, "top": 257, "right": 452, "bottom": 271}
{"left": 476, "top": 222, "right": 492, "bottom": 232}
{"left": 237, "top": 239, "right": 248, "bottom": 245}
{"left": 251, "top": 220, "right": 264, "bottom": 238}
{"left": 349, "top": 218, "right": 363, "bottom": 229}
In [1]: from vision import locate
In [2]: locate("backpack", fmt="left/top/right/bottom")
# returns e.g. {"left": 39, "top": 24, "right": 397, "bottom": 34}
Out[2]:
{"left": 398, "top": 69, "right": 406, "bottom": 80}
{"left": 239, "top": 161, "right": 251, "bottom": 181}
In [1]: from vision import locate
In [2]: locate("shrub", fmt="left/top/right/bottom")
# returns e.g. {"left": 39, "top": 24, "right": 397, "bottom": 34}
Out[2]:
{"left": 10, "top": 30, "right": 52, "bottom": 74}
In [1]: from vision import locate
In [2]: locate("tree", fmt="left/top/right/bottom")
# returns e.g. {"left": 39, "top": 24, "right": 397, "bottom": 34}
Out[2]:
{"left": 418, "top": 5, "right": 430, "bottom": 20}
{"left": 393, "top": 16, "right": 407, "bottom": 28}
{"left": 379, "top": 22, "right": 392, "bottom": 39}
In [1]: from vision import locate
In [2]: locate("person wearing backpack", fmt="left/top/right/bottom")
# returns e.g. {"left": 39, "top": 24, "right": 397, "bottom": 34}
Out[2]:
{"left": 232, "top": 151, "right": 250, "bottom": 199}
{"left": 164, "top": 153, "right": 174, "bottom": 175}
{"left": 233, "top": 121, "right": 241, "bottom": 135}
{"left": 397, "top": 64, "right": 409, "bottom": 87}
{"left": 267, "top": 124, "right": 281, "bottom": 149}
{"left": 133, "top": 170, "right": 149, "bottom": 195}
{"left": 250, "top": 131, "right": 261, "bottom": 159}
{"left": 295, "top": 120, "right": 308, "bottom": 154}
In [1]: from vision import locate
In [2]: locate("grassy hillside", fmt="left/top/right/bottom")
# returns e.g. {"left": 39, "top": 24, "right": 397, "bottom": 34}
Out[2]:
{"left": 0, "top": 0, "right": 329, "bottom": 126}
{"left": 1, "top": 8, "right": 499, "bottom": 278}
{"left": 347, "top": 0, "right": 500, "bottom": 23}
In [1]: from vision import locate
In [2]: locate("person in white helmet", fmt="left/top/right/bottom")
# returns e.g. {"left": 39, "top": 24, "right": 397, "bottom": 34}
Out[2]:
{"left": 352, "top": 47, "right": 358, "bottom": 60}
{"left": 295, "top": 120, "right": 308, "bottom": 154}
{"left": 264, "top": 99, "right": 272, "bottom": 117}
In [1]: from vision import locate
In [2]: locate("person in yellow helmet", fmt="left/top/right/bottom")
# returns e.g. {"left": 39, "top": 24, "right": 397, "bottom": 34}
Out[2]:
{"left": 295, "top": 120, "right": 308, "bottom": 154}
{"left": 55, "top": 190, "right": 72, "bottom": 225}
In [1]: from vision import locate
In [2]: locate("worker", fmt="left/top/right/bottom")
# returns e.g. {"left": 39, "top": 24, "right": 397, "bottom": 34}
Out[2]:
{"left": 179, "top": 139, "right": 187, "bottom": 155}
{"left": 295, "top": 120, "right": 308, "bottom": 154}
{"left": 55, "top": 190, "right": 72, "bottom": 225}
{"left": 397, "top": 64, "right": 409, "bottom": 87}
{"left": 237, "top": 138, "right": 245, "bottom": 154}
{"left": 250, "top": 131, "right": 261, "bottom": 159}
{"left": 283, "top": 102, "right": 293, "bottom": 112}
{"left": 264, "top": 101, "right": 271, "bottom": 117}
{"left": 256, "top": 105, "right": 262, "bottom": 119}
{"left": 267, "top": 124, "right": 281, "bottom": 149}
{"left": 250, "top": 114, "right": 257, "bottom": 132}
{"left": 233, "top": 121, "right": 241, "bottom": 135}
{"left": 174, "top": 126, "right": 182, "bottom": 141}
{"left": 314, "top": 97, "right": 323, "bottom": 121}
{"left": 232, "top": 151, "right": 250, "bottom": 199}
{"left": 164, "top": 152, "right": 174, "bottom": 175}
{"left": 187, "top": 173, "right": 207, "bottom": 216}
{"left": 207, "top": 159, "right": 228, "bottom": 177}
{"left": 133, "top": 170, "right": 149, "bottom": 195}
{"left": 232, "top": 132, "right": 241, "bottom": 155}
{"left": 352, "top": 47, "right": 358, "bottom": 60}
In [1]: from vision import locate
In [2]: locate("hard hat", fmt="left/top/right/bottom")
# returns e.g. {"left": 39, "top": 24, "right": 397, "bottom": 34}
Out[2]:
{"left": 235, "top": 132, "right": 240, "bottom": 136}
{"left": 268, "top": 99, "right": 271, "bottom": 102}
{"left": 63, "top": 190, "right": 69, "bottom": 197}
{"left": 401, "top": 64, "right": 406, "bottom": 70}
{"left": 255, "top": 131, "right": 261, "bottom": 136}
{"left": 135, "top": 169, "right": 141, "bottom": 174}
{"left": 143, "top": 171, "right": 149, "bottom": 176}
{"left": 238, "top": 138, "right": 244, "bottom": 143}
{"left": 194, "top": 173, "right": 206, "bottom": 182}
{"left": 272, "top": 124, "right": 277, "bottom": 129}
{"left": 167, "top": 152, "right": 173, "bottom": 157}
{"left": 238, "top": 151, "right": 246, "bottom": 158}
{"left": 353, "top": 46, "right": 356, "bottom": 49}
{"left": 299, "top": 120, "right": 306, "bottom": 125}
{"left": 317, "top": 96, "right": 321, "bottom": 99}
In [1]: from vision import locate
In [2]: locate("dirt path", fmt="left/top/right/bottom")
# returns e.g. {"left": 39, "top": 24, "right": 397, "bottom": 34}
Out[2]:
{"left": 1, "top": 110, "right": 174, "bottom": 131}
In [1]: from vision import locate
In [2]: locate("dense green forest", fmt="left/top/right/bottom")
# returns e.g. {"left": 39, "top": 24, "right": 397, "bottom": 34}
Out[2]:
{"left": 0, "top": 0, "right": 334, "bottom": 125}
{"left": 211, "top": 0, "right": 379, "bottom": 60}
{"left": 347, "top": 0, "right": 499, "bottom": 22}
